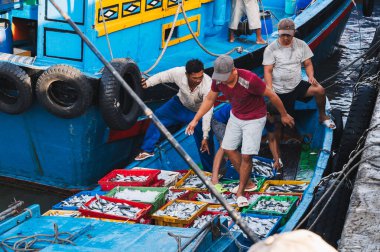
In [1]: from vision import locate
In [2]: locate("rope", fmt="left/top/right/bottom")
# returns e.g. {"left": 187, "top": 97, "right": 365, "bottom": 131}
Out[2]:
{"left": 143, "top": 3, "right": 182, "bottom": 76}
{"left": 180, "top": 2, "right": 243, "bottom": 57}
{"left": 220, "top": 223, "right": 251, "bottom": 251}
{"left": 1, "top": 223, "right": 75, "bottom": 251}
{"left": 99, "top": 0, "right": 113, "bottom": 59}
{"left": 295, "top": 124, "right": 380, "bottom": 229}
{"left": 320, "top": 37, "right": 380, "bottom": 89}
{"left": 258, "top": 0, "right": 269, "bottom": 44}
{"left": 307, "top": 153, "right": 379, "bottom": 230}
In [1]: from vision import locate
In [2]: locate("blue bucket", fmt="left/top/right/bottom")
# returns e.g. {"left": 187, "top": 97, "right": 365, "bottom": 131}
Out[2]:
{"left": 0, "top": 19, "right": 13, "bottom": 53}
{"left": 285, "top": 0, "right": 296, "bottom": 15}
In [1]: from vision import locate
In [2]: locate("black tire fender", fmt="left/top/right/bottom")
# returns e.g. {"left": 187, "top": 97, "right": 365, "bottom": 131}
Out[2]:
{"left": 35, "top": 65, "right": 94, "bottom": 119}
{"left": 333, "top": 83, "right": 378, "bottom": 172}
{"left": 0, "top": 62, "right": 32, "bottom": 114}
{"left": 99, "top": 58, "right": 143, "bottom": 130}
{"left": 362, "top": 0, "right": 374, "bottom": 17}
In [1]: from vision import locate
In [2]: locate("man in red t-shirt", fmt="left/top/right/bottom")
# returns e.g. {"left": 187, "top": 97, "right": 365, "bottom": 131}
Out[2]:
{"left": 186, "top": 55, "right": 294, "bottom": 207}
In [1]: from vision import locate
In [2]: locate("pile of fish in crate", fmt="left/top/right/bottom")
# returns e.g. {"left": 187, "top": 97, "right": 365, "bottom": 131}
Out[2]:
{"left": 45, "top": 158, "right": 310, "bottom": 240}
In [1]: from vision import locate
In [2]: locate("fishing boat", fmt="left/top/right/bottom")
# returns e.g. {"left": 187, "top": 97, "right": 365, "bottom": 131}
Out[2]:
{"left": 0, "top": 96, "right": 334, "bottom": 250}
{"left": 0, "top": 0, "right": 353, "bottom": 190}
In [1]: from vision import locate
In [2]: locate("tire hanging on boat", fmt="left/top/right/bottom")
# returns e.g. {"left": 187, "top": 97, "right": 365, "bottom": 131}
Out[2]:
{"left": 99, "top": 58, "right": 143, "bottom": 130}
{"left": 0, "top": 62, "right": 33, "bottom": 114}
{"left": 362, "top": 0, "right": 374, "bottom": 17}
{"left": 332, "top": 83, "right": 378, "bottom": 173}
{"left": 35, "top": 65, "right": 94, "bottom": 119}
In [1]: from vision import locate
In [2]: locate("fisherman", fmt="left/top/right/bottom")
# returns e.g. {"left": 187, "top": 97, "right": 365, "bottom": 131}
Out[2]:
{"left": 135, "top": 59, "right": 214, "bottom": 172}
{"left": 229, "top": 0, "right": 266, "bottom": 43}
{"left": 211, "top": 102, "right": 283, "bottom": 192}
{"left": 186, "top": 55, "right": 294, "bottom": 207}
{"left": 263, "top": 18, "right": 336, "bottom": 130}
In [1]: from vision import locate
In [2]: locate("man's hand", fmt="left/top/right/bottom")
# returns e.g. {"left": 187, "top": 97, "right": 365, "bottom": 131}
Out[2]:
{"left": 281, "top": 113, "right": 295, "bottom": 128}
{"left": 200, "top": 139, "right": 210, "bottom": 154}
{"left": 308, "top": 76, "right": 318, "bottom": 86}
{"left": 273, "top": 159, "right": 282, "bottom": 170}
{"left": 185, "top": 120, "right": 198, "bottom": 135}
{"left": 141, "top": 78, "right": 148, "bottom": 89}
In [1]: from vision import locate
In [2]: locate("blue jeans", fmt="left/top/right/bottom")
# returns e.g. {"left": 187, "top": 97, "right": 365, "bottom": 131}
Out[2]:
{"left": 141, "top": 96, "right": 214, "bottom": 172}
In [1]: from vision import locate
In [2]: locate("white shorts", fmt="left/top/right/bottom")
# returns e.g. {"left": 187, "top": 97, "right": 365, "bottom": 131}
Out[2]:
{"left": 229, "top": 0, "right": 261, "bottom": 30}
{"left": 222, "top": 112, "right": 266, "bottom": 155}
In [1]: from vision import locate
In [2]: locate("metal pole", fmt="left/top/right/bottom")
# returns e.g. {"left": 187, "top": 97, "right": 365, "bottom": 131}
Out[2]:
{"left": 48, "top": 0, "right": 260, "bottom": 243}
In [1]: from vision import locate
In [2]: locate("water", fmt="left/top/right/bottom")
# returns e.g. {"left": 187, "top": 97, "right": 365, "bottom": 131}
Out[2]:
{"left": 1, "top": 3, "right": 379, "bottom": 214}
{"left": 316, "top": 3, "right": 380, "bottom": 119}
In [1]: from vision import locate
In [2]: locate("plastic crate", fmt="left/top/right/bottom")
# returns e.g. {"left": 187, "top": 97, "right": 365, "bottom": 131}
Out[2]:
{"left": 42, "top": 210, "right": 81, "bottom": 217}
{"left": 52, "top": 191, "right": 106, "bottom": 211}
{"left": 98, "top": 169, "right": 161, "bottom": 190}
{"left": 206, "top": 204, "right": 239, "bottom": 213}
{"left": 151, "top": 199, "right": 208, "bottom": 227}
{"left": 166, "top": 189, "right": 191, "bottom": 202}
{"left": 106, "top": 186, "right": 168, "bottom": 213}
{"left": 192, "top": 192, "right": 237, "bottom": 206}
{"left": 244, "top": 195, "right": 298, "bottom": 224}
{"left": 220, "top": 176, "right": 266, "bottom": 192}
{"left": 79, "top": 196, "right": 151, "bottom": 222}
{"left": 150, "top": 179, "right": 165, "bottom": 187}
{"left": 252, "top": 156, "right": 277, "bottom": 178}
{"left": 244, "top": 191, "right": 302, "bottom": 206}
{"left": 229, "top": 213, "right": 282, "bottom": 240}
{"left": 189, "top": 211, "right": 230, "bottom": 228}
{"left": 174, "top": 170, "right": 212, "bottom": 192}
{"left": 132, "top": 167, "right": 180, "bottom": 187}
{"left": 259, "top": 180, "right": 310, "bottom": 196}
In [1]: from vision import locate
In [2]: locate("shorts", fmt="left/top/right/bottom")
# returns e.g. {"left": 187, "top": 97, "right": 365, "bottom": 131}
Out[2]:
{"left": 277, "top": 80, "right": 312, "bottom": 117}
{"left": 222, "top": 113, "right": 266, "bottom": 155}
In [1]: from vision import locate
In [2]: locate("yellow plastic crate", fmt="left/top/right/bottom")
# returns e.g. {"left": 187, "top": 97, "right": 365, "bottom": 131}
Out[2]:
{"left": 259, "top": 180, "right": 310, "bottom": 196}
{"left": 152, "top": 199, "right": 208, "bottom": 227}
{"left": 174, "top": 170, "right": 212, "bottom": 192}
{"left": 42, "top": 210, "right": 81, "bottom": 217}
{"left": 207, "top": 204, "right": 240, "bottom": 213}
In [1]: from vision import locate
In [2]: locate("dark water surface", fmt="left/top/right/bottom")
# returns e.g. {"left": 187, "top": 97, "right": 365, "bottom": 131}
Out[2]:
{"left": 1, "top": 3, "right": 379, "bottom": 214}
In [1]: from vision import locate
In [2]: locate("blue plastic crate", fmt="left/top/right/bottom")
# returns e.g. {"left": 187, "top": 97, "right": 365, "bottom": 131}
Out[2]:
{"left": 52, "top": 191, "right": 106, "bottom": 211}
{"left": 224, "top": 156, "right": 276, "bottom": 180}
{"left": 229, "top": 213, "right": 282, "bottom": 240}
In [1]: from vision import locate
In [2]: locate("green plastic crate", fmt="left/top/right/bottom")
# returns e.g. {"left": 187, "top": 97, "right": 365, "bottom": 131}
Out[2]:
{"left": 244, "top": 195, "right": 299, "bottom": 225}
{"left": 220, "top": 177, "right": 266, "bottom": 192}
{"left": 106, "top": 186, "right": 168, "bottom": 214}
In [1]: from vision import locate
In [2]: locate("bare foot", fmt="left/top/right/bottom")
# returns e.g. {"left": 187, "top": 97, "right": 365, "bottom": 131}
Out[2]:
{"left": 256, "top": 39, "right": 267, "bottom": 44}
{"left": 229, "top": 32, "right": 235, "bottom": 43}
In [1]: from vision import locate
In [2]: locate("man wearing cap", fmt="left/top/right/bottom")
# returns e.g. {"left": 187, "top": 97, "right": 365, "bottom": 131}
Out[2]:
{"left": 135, "top": 59, "right": 214, "bottom": 172}
{"left": 263, "top": 18, "right": 336, "bottom": 129}
{"left": 186, "top": 55, "right": 294, "bottom": 207}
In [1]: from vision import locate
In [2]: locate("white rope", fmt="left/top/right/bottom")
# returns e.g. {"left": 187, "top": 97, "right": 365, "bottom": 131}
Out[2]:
{"left": 99, "top": 0, "right": 114, "bottom": 59}
{"left": 143, "top": 2, "right": 182, "bottom": 76}
{"left": 258, "top": 0, "right": 269, "bottom": 44}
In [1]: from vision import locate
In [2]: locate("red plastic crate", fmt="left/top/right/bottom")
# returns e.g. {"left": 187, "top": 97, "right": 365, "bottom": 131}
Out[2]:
{"left": 150, "top": 179, "right": 165, "bottom": 187}
{"left": 79, "top": 196, "right": 152, "bottom": 222}
{"left": 98, "top": 169, "right": 161, "bottom": 190}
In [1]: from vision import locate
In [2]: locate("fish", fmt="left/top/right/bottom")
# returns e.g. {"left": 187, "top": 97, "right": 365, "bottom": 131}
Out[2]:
{"left": 110, "top": 174, "right": 149, "bottom": 182}
{"left": 60, "top": 194, "right": 95, "bottom": 208}
{"left": 166, "top": 190, "right": 188, "bottom": 201}
{"left": 230, "top": 216, "right": 279, "bottom": 239}
{"left": 154, "top": 202, "right": 206, "bottom": 220}
{"left": 266, "top": 183, "right": 308, "bottom": 193}
{"left": 86, "top": 197, "right": 143, "bottom": 219}
{"left": 252, "top": 198, "right": 292, "bottom": 214}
